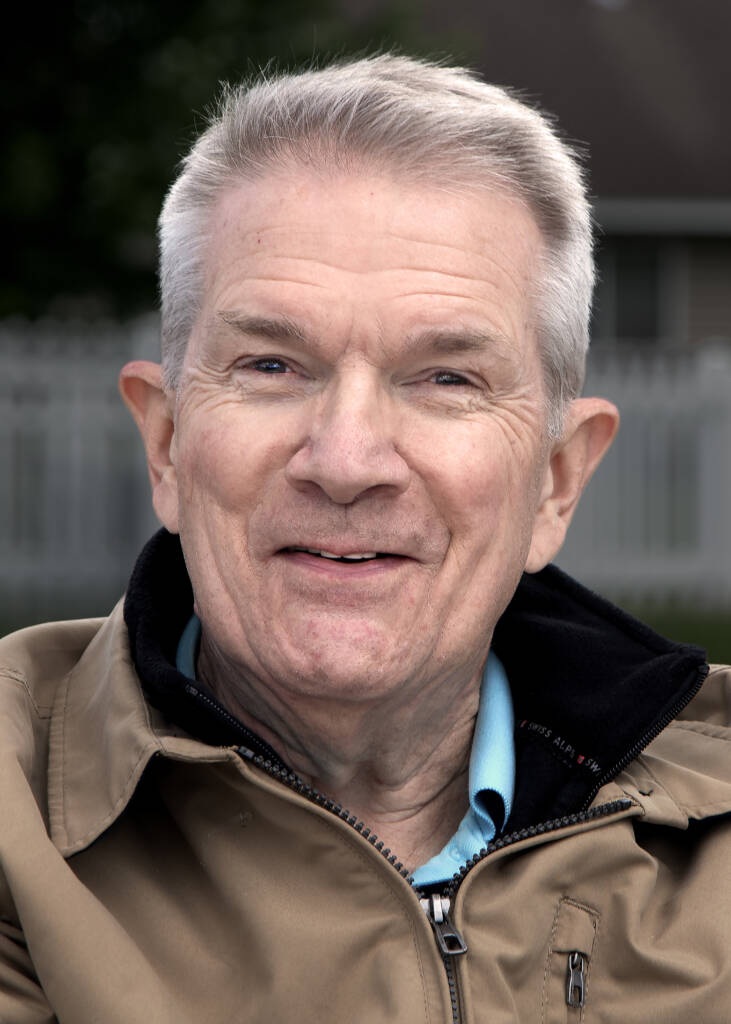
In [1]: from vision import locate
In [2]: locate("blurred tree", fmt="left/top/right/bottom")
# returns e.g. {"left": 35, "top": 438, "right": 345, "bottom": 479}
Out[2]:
{"left": 3, "top": 0, "right": 424, "bottom": 320}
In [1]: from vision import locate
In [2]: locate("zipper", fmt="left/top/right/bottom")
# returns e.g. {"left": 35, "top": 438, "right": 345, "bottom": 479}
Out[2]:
{"left": 237, "top": 745, "right": 633, "bottom": 890}
{"left": 441, "top": 798, "right": 632, "bottom": 901}
{"left": 237, "top": 747, "right": 634, "bottom": 1023}
{"left": 184, "top": 683, "right": 287, "bottom": 764}
{"left": 425, "top": 800, "right": 631, "bottom": 1022}
{"left": 421, "top": 895, "right": 466, "bottom": 1024}
{"left": 420, "top": 894, "right": 468, "bottom": 956}
{"left": 580, "top": 661, "right": 708, "bottom": 811}
{"left": 566, "top": 951, "right": 586, "bottom": 1008}
{"left": 235, "top": 749, "right": 414, "bottom": 879}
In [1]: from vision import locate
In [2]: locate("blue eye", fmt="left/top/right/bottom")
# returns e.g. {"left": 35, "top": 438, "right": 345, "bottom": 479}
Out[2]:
{"left": 252, "top": 358, "right": 289, "bottom": 373}
{"left": 433, "top": 371, "right": 469, "bottom": 386}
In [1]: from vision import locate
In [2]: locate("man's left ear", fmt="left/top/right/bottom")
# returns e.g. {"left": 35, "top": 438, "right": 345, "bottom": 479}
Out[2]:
{"left": 525, "top": 397, "right": 619, "bottom": 573}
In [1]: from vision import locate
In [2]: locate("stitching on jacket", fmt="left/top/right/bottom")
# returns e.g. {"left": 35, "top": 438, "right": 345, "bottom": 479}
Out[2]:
{"left": 540, "top": 897, "right": 599, "bottom": 1023}
{"left": 561, "top": 895, "right": 600, "bottom": 918}
{"left": 57, "top": 665, "right": 77, "bottom": 846}
{"left": 564, "top": 899, "right": 600, "bottom": 1024}
{"left": 633, "top": 755, "right": 685, "bottom": 820}
{"left": 296, "top": 809, "right": 433, "bottom": 1024}
{"left": 55, "top": 654, "right": 161, "bottom": 854}
{"left": 60, "top": 623, "right": 165, "bottom": 855}
{"left": 669, "top": 720, "right": 731, "bottom": 742}
{"left": 582, "top": 905, "right": 600, "bottom": 1024}
{"left": 66, "top": 744, "right": 158, "bottom": 854}
{"left": 540, "top": 899, "right": 562, "bottom": 1022}
{"left": 678, "top": 798, "right": 731, "bottom": 817}
{"left": 639, "top": 743, "right": 731, "bottom": 819}
{"left": 0, "top": 669, "right": 53, "bottom": 718}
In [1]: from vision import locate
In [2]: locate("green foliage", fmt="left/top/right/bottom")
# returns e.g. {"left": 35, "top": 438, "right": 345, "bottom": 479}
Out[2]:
{"left": 5, "top": 0, "right": 429, "bottom": 320}
{"left": 625, "top": 605, "right": 731, "bottom": 666}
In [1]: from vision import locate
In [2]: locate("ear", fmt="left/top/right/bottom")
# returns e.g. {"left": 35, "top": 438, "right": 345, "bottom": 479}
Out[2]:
{"left": 119, "top": 361, "right": 180, "bottom": 533}
{"left": 525, "top": 397, "right": 619, "bottom": 573}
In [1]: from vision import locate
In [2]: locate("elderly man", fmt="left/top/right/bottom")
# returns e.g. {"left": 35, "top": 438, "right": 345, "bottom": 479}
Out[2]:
{"left": 1, "top": 55, "right": 729, "bottom": 1023}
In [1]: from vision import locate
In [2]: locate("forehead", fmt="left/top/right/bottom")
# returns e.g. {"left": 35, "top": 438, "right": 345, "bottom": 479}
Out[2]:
{"left": 196, "top": 168, "right": 544, "bottom": 360}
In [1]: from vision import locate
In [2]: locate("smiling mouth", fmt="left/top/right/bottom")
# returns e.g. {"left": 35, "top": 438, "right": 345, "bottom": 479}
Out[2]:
{"left": 282, "top": 547, "right": 392, "bottom": 564}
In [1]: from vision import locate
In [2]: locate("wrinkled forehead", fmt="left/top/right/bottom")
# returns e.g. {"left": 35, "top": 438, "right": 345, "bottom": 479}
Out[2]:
{"left": 195, "top": 167, "right": 545, "bottom": 340}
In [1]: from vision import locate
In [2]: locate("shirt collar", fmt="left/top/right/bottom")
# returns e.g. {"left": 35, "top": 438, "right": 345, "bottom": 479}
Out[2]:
{"left": 176, "top": 614, "right": 201, "bottom": 679}
{"left": 470, "top": 650, "right": 514, "bottom": 832}
{"left": 411, "top": 651, "right": 514, "bottom": 886}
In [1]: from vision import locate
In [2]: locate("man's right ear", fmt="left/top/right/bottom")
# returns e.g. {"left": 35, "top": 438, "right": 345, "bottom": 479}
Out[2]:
{"left": 119, "top": 361, "right": 180, "bottom": 534}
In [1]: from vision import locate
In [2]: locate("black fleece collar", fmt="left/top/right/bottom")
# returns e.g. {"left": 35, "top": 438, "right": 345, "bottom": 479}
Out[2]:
{"left": 124, "top": 529, "right": 708, "bottom": 831}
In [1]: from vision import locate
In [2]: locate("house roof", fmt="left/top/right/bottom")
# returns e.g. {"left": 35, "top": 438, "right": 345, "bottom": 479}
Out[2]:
{"left": 398, "top": 0, "right": 730, "bottom": 201}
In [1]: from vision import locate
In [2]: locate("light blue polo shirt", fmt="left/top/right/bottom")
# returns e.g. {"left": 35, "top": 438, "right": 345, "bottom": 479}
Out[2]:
{"left": 176, "top": 616, "right": 515, "bottom": 885}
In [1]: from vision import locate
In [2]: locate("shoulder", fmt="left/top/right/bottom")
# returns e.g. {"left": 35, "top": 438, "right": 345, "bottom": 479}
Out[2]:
{"left": 675, "top": 663, "right": 731, "bottom": 729}
{"left": 0, "top": 616, "right": 108, "bottom": 718}
{"left": 0, "top": 609, "right": 123, "bottom": 830}
{"left": 618, "top": 666, "right": 731, "bottom": 827}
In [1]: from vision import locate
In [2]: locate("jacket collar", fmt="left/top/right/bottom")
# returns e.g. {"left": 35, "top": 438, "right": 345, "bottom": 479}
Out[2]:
{"left": 49, "top": 529, "right": 723, "bottom": 855}
{"left": 491, "top": 568, "right": 710, "bottom": 828}
{"left": 46, "top": 601, "right": 234, "bottom": 856}
{"left": 615, "top": 671, "right": 731, "bottom": 828}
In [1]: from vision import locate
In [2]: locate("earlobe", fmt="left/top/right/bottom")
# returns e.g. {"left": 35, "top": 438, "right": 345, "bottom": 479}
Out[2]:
{"left": 525, "top": 397, "right": 619, "bottom": 573}
{"left": 119, "top": 361, "right": 180, "bottom": 534}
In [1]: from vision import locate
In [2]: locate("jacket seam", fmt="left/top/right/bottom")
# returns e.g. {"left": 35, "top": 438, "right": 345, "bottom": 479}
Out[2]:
{"left": 56, "top": 663, "right": 162, "bottom": 856}
{"left": 63, "top": 744, "right": 159, "bottom": 855}
{"left": 633, "top": 755, "right": 731, "bottom": 821}
{"left": 0, "top": 669, "right": 53, "bottom": 718}
{"left": 306, "top": 811, "right": 435, "bottom": 1024}
{"left": 540, "top": 900, "right": 561, "bottom": 1022}
{"left": 540, "top": 896, "right": 599, "bottom": 1024}
{"left": 581, "top": 911, "right": 599, "bottom": 1023}
{"left": 56, "top": 666, "right": 72, "bottom": 846}
{"left": 232, "top": 765, "right": 436, "bottom": 1023}
{"left": 678, "top": 799, "right": 731, "bottom": 818}
{"left": 632, "top": 756, "right": 686, "bottom": 820}
{"left": 668, "top": 721, "right": 731, "bottom": 742}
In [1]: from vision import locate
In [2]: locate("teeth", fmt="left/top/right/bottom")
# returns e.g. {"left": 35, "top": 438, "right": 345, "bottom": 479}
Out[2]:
{"left": 308, "top": 549, "right": 378, "bottom": 561}
{"left": 294, "top": 547, "right": 379, "bottom": 561}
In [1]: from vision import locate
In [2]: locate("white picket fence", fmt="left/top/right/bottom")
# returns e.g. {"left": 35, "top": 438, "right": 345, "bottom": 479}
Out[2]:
{"left": 1, "top": 318, "right": 731, "bottom": 621}
{"left": 0, "top": 318, "right": 159, "bottom": 621}
{"left": 557, "top": 344, "right": 731, "bottom": 606}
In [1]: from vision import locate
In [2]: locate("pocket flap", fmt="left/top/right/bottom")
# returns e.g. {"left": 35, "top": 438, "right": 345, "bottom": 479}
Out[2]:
{"left": 551, "top": 898, "right": 599, "bottom": 956}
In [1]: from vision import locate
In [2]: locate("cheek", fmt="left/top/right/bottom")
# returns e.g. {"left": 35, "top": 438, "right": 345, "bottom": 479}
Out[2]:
{"left": 422, "top": 418, "right": 524, "bottom": 497}
{"left": 418, "top": 425, "right": 543, "bottom": 555}
{"left": 177, "top": 409, "right": 280, "bottom": 515}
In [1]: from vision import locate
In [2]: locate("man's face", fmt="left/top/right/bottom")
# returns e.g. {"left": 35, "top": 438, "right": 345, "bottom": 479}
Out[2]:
{"left": 162, "top": 169, "right": 555, "bottom": 701}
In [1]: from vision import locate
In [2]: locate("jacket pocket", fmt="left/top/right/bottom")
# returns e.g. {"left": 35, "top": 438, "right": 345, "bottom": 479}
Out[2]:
{"left": 541, "top": 897, "right": 599, "bottom": 1023}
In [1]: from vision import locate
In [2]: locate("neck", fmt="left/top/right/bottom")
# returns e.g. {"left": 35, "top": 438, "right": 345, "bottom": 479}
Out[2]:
{"left": 197, "top": 635, "right": 483, "bottom": 871}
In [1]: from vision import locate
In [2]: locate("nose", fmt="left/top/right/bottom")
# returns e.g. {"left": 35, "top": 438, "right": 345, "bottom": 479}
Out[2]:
{"left": 284, "top": 375, "right": 411, "bottom": 505}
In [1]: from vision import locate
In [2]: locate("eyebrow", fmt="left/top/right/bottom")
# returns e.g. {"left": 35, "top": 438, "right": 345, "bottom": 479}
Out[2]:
{"left": 213, "top": 310, "right": 510, "bottom": 358}
{"left": 214, "top": 310, "right": 310, "bottom": 345}
{"left": 400, "top": 326, "right": 512, "bottom": 357}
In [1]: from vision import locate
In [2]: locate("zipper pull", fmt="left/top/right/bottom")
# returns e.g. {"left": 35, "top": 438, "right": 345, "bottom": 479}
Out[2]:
{"left": 420, "top": 895, "right": 468, "bottom": 956}
{"left": 566, "top": 951, "right": 586, "bottom": 1008}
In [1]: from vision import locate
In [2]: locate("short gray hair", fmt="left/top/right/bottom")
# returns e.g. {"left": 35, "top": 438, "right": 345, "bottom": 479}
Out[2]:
{"left": 158, "top": 54, "right": 594, "bottom": 436}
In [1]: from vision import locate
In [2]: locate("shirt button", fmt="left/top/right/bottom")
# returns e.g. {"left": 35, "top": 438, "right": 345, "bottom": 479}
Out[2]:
{"left": 449, "top": 847, "right": 461, "bottom": 860}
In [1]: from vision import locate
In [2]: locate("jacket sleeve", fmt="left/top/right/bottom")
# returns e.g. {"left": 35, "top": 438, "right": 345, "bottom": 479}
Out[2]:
{"left": 0, "top": 920, "right": 58, "bottom": 1024}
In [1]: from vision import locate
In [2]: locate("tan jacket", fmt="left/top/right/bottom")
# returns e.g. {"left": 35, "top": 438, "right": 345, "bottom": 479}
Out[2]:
{"left": 1, "top": 603, "right": 730, "bottom": 1023}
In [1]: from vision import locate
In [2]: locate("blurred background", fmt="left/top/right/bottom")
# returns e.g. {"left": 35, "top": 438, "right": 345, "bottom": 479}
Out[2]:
{"left": 2, "top": 0, "right": 730, "bottom": 660}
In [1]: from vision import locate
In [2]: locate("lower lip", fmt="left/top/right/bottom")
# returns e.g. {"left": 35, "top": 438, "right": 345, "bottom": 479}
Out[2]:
{"left": 276, "top": 551, "right": 410, "bottom": 577}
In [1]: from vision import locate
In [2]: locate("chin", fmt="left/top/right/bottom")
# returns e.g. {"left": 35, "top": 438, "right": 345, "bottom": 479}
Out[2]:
{"left": 274, "top": 638, "right": 406, "bottom": 703}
